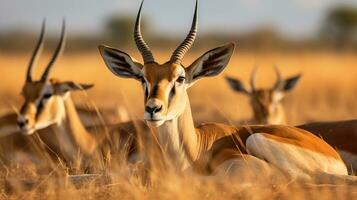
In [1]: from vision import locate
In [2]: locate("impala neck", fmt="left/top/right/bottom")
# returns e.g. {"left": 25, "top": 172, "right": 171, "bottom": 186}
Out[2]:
{"left": 254, "top": 104, "right": 286, "bottom": 125}
{"left": 154, "top": 94, "right": 199, "bottom": 171}
{"left": 54, "top": 94, "right": 104, "bottom": 156}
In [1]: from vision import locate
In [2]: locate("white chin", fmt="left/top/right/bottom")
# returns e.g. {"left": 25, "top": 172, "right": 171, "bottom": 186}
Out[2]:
{"left": 146, "top": 120, "right": 165, "bottom": 127}
{"left": 21, "top": 129, "right": 35, "bottom": 135}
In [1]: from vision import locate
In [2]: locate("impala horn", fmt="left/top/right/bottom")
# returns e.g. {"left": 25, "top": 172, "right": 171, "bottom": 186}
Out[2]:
{"left": 273, "top": 66, "right": 282, "bottom": 90}
{"left": 40, "top": 19, "right": 66, "bottom": 81}
{"left": 170, "top": 0, "right": 198, "bottom": 64}
{"left": 134, "top": 0, "right": 155, "bottom": 64}
{"left": 250, "top": 66, "right": 259, "bottom": 92}
{"left": 26, "top": 20, "right": 46, "bottom": 82}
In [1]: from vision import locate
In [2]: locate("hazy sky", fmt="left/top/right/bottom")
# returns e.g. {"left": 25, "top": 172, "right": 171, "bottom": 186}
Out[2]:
{"left": 0, "top": 0, "right": 356, "bottom": 38}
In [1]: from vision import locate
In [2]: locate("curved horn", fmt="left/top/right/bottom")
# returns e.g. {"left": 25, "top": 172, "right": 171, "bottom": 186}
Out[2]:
{"left": 27, "top": 20, "right": 46, "bottom": 82}
{"left": 134, "top": 0, "right": 155, "bottom": 64}
{"left": 41, "top": 19, "right": 66, "bottom": 81}
{"left": 273, "top": 66, "right": 282, "bottom": 90}
{"left": 170, "top": 0, "right": 198, "bottom": 64}
{"left": 250, "top": 66, "right": 259, "bottom": 92}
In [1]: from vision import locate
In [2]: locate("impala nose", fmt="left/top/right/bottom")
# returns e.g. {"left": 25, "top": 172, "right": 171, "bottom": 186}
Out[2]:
{"left": 145, "top": 99, "right": 165, "bottom": 120}
{"left": 17, "top": 121, "right": 26, "bottom": 129}
{"left": 17, "top": 116, "right": 29, "bottom": 130}
{"left": 145, "top": 105, "right": 163, "bottom": 115}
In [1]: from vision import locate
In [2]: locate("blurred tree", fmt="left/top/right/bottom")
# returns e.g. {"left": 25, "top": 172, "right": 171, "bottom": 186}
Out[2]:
{"left": 321, "top": 7, "right": 357, "bottom": 49}
{"left": 105, "top": 16, "right": 151, "bottom": 47}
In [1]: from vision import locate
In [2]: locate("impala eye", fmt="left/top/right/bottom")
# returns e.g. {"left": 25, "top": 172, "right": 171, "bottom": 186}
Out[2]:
{"left": 176, "top": 76, "right": 185, "bottom": 84}
{"left": 43, "top": 93, "right": 52, "bottom": 99}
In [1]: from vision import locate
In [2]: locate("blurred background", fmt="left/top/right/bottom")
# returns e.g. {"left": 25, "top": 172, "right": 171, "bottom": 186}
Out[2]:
{"left": 1, "top": 0, "right": 357, "bottom": 52}
{"left": 0, "top": 0, "right": 357, "bottom": 125}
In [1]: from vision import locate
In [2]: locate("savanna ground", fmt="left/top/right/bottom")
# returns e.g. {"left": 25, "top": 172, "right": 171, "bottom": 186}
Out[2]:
{"left": 0, "top": 51, "right": 356, "bottom": 199}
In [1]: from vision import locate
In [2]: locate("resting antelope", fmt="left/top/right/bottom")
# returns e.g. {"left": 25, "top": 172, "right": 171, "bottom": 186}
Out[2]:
{"left": 0, "top": 104, "right": 130, "bottom": 165}
{"left": 225, "top": 67, "right": 301, "bottom": 125}
{"left": 0, "top": 20, "right": 146, "bottom": 170}
{"left": 98, "top": 0, "right": 356, "bottom": 184}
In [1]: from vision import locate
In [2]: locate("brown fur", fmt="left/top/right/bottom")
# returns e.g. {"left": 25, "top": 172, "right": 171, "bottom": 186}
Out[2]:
{"left": 298, "top": 120, "right": 357, "bottom": 155}
{"left": 193, "top": 123, "right": 342, "bottom": 174}
{"left": 250, "top": 90, "right": 286, "bottom": 124}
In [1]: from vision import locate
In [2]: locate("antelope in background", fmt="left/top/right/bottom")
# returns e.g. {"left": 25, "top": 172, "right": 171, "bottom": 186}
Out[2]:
{"left": 225, "top": 67, "right": 301, "bottom": 125}
{"left": 99, "top": 0, "right": 357, "bottom": 185}
{"left": 0, "top": 20, "right": 146, "bottom": 172}
{"left": 225, "top": 68, "right": 357, "bottom": 173}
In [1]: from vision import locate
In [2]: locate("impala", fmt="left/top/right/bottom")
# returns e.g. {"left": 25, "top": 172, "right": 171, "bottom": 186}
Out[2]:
{"left": 0, "top": 102, "right": 130, "bottom": 166}
{"left": 225, "top": 67, "right": 301, "bottom": 125}
{"left": 0, "top": 20, "right": 147, "bottom": 170}
{"left": 100, "top": 0, "right": 356, "bottom": 183}
{"left": 225, "top": 67, "right": 357, "bottom": 173}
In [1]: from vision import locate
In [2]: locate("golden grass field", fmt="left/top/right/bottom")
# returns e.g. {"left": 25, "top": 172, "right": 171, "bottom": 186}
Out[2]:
{"left": 0, "top": 51, "right": 357, "bottom": 199}
{"left": 1, "top": 51, "right": 356, "bottom": 124}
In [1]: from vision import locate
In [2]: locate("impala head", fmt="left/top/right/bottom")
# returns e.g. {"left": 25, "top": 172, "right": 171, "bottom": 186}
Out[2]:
{"left": 225, "top": 67, "right": 301, "bottom": 124}
{"left": 99, "top": 0, "right": 235, "bottom": 127}
{"left": 17, "top": 20, "right": 93, "bottom": 135}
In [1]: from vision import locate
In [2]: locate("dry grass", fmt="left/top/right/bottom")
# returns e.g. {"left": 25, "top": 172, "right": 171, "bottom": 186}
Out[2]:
{"left": 0, "top": 51, "right": 357, "bottom": 199}
{"left": 1, "top": 51, "right": 356, "bottom": 124}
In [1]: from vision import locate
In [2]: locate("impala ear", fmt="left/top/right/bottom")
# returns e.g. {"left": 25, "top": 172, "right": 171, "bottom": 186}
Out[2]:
{"left": 279, "top": 74, "right": 302, "bottom": 92}
{"left": 98, "top": 45, "right": 143, "bottom": 80}
{"left": 186, "top": 43, "right": 235, "bottom": 86}
{"left": 225, "top": 76, "right": 249, "bottom": 94}
{"left": 54, "top": 81, "right": 94, "bottom": 93}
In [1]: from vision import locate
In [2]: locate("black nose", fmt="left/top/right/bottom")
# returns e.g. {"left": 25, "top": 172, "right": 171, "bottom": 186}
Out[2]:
{"left": 17, "top": 117, "right": 29, "bottom": 129}
{"left": 145, "top": 105, "right": 163, "bottom": 115}
{"left": 17, "top": 121, "right": 26, "bottom": 129}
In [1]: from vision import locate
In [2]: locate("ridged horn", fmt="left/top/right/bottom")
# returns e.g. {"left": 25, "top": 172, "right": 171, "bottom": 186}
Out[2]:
{"left": 273, "top": 66, "right": 282, "bottom": 90}
{"left": 26, "top": 20, "right": 46, "bottom": 82}
{"left": 134, "top": 0, "right": 155, "bottom": 64}
{"left": 250, "top": 66, "right": 259, "bottom": 92}
{"left": 41, "top": 19, "right": 66, "bottom": 81}
{"left": 170, "top": 0, "right": 198, "bottom": 64}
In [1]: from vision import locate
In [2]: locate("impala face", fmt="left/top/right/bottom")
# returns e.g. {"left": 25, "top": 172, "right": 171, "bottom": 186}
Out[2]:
{"left": 100, "top": 44, "right": 234, "bottom": 127}
{"left": 19, "top": 81, "right": 57, "bottom": 134}
{"left": 141, "top": 63, "right": 187, "bottom": 126}
{"left": 99, "top": 0, "right": 235, "bottom": 127}
{"left": 249, "top": 89, "right": 285, "bottom": 122}
{"left": 18, "top": 80, "right": 93, "bottom": 135}
{"left": 16, "top": 20, "right": 93, "bottom": 135}
{"left": 226, "top": 67, "right": 301, "bottom": 124}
